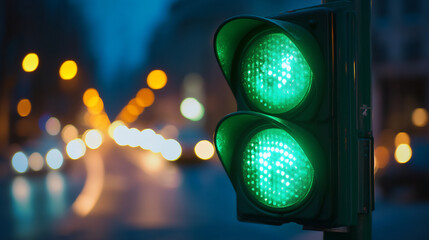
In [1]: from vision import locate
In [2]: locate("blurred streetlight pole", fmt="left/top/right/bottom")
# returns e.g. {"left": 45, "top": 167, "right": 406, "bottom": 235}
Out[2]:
{"left": 0, "top": 1, "right": 19, "bottom": 154}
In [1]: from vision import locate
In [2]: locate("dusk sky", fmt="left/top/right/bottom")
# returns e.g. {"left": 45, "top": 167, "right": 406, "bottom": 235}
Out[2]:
{"left": 74, "top": 0, "right": 174, "bottom": 86}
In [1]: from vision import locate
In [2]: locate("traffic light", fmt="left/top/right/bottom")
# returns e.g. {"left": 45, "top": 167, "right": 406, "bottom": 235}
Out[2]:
{"left": 213, "top": 1, "right": 373, "bottom": 233}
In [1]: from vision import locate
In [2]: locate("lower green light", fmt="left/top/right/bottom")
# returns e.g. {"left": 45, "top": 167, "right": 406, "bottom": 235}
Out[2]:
{"left": 242, "top": 128, "right": 314, "bottom": 209}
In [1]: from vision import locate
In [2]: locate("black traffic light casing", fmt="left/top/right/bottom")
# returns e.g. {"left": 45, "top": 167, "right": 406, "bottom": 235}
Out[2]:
{"left": 213, "top": 2, "right": 373, "bottom": 230}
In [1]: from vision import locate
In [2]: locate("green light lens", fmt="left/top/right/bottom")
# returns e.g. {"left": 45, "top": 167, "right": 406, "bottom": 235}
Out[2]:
{"left": 242, "top": 128, "right": 314, "bottom": 209}
{"left": 241, "top": 32, "right": 312, "bottom": 114}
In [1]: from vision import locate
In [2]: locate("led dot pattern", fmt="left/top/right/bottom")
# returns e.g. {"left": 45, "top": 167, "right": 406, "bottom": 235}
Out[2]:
{"left": 242, "top": 128, "right": 314, "bottom": 209}
{"left": 241, "top": 32, "right": 312, "bottom": 114}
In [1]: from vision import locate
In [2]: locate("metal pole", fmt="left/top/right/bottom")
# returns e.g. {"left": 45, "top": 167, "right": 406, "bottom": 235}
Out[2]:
{"left": 322, "top": 0, "right": 373, "bottom": 239}
{"left": 323, "top": 214, "right": 372, "bottom": 240}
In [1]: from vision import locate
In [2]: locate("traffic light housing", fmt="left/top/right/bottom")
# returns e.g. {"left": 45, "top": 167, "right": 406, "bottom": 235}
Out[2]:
{"left": 213, "top": 2, "right": 373, "bottom": 230}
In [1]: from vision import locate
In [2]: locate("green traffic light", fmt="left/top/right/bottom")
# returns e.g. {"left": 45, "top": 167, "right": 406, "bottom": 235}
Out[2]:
{"left": 241, "top": 32, "right": 313, "bottom": 114}
{"left": 242, "top": 128, "right": 314, "bottom": 209}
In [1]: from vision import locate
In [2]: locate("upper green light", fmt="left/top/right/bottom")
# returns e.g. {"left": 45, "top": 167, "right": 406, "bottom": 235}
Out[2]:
{"left": 241, "top": 32, "right": 313, "bottom": 114}
{"left": 242, "top": 128, "right": 314, "bottom": 209}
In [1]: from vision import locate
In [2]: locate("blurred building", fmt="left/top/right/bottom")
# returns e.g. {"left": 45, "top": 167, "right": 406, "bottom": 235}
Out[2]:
{"left": 372, "top": 0, "right": 429, "bottom": 201}
{"left": 372, "top": 0, "right": 429, "bottom": 137}
{"left": 0, "top": 0, "right": 95, "bottom": 157}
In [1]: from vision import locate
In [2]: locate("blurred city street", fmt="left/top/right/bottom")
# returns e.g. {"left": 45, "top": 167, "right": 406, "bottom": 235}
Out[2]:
{"left": 2, "top": 143, "right": 429, "bottom": 240}
{"left": 2, "top": 0, "right": 429, "bottom": 239}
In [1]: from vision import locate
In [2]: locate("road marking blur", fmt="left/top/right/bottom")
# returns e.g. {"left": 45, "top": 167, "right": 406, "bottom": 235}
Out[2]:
{"left": 72, "top": 152, "right": 105, "bottom": 217}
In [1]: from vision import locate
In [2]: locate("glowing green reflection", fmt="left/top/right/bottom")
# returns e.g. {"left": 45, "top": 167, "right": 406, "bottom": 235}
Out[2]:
{"left": 242, "top": 128, "right": 314, "bottom": 209}
{"left": 241, "top": 32, "right": 312, "bottom": 114}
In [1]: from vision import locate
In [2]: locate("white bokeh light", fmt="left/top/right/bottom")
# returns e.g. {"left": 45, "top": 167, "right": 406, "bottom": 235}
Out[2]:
{"left": 46, "top": 148, "right": 64, "bottom": 170}
{"left": 66, "top": 139, "right": 86, "bottom": 160}
{"left": 180, "top": 98, "right": 204, "bottom": 121}
{"left": 161, "top": 139, "right": 182, "bottom": 161}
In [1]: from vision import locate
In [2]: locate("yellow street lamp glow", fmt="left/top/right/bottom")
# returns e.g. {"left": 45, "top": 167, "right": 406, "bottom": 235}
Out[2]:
{"left": 412, "top": 108, "right": 428, "bottom": 127}
{"left": 394, "top": 132, "right": 410, "bottom": 147}
{"left": 66, "top": 139, "right": 86, "bottom": 160}
{"left": 61, "top": 124, "right": 78, "bottom": 143}
{"left": 46, "top": 117, "right": 61, "bottom": 136}
{"left": 147, "top": 69, "right": 167, "bottom": 89}
{"left": 394, "top": 144, "right": 412, "bottom": 164}
{"left": 84, "top": 129, "right": 103, "bottom": 149}
{"left": 17, "top": 99, "right": 32, "bottom": 117}
{"left": 22, "top": 53, "right": 39, "bottom": 72}
{"left": 180, "top": 97, "right": 205, "bottom": 121}
{"left": 194, "top": 140, "right": 215, "bottom": 160}
{"left": 59, "top": 60, "right": 78, "bottom": 80}
{"left": 28, "top": 152, "right": 44, "bottom": 171}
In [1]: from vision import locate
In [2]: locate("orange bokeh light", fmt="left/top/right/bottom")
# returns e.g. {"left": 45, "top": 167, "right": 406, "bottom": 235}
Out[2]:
{"left": 89, "top": 113, "right": 110, "bottom": 130}
{"left": 118, "top": 109, "right": 138, "bottom": 123}
{"left": 394, "top": 132, "right": 410, "bottom": 147}
{"left": 126, "top": 99, "right": 144, "bottom": 115}
{"left": 61, "top": 124, "right": 79, "bottom": 143}
{"left": 88, "top": 99, "right": 104, "bottom": 115}
{"left": 412, "top": 108, "right": 428, "bottom": 127}
{"left": 83, "top": 88, "right": 100, "bottom": 107}
{"left": 147, "top": 70, "right": 167, "bottom": 90}
{"left": 17, "top": 99, "right": 32, "bottom": 117}
{"left": 374, "top": 146, "right": 389, "bottom": 170}
{"left": 126, "top": 104, "right": 140, "bottom": 116}
{"left": 136, "top": 88, "right": 155, "bottom": 107}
